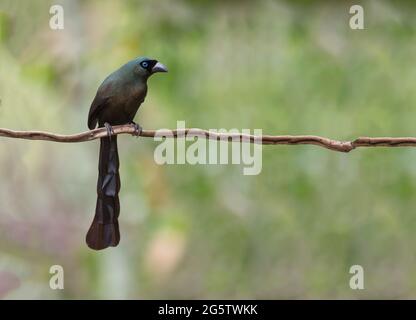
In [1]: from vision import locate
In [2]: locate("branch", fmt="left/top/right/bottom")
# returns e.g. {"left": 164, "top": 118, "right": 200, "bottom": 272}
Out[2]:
{"left": 1, "top": 124, "right": 416, "bottom": 153}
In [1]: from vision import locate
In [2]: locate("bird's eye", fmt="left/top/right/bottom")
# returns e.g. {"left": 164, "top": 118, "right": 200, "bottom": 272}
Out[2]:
{"left": 141, "top": 61, "right": 149, "bottom": 68}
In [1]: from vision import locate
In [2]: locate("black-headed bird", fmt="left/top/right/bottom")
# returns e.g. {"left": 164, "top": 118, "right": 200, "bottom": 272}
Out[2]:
{"left": 87, "top": 57, "right": 168, "bottom": 250}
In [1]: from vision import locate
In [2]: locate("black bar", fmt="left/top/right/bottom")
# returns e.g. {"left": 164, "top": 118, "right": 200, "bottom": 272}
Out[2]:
{"left": 0, "top": 300, "right": 411, "bottom": 318}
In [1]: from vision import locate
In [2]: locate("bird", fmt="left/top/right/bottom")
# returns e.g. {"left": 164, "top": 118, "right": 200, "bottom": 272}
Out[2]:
{"left": 86, "top": 57, "right": 168, "bottom": 250}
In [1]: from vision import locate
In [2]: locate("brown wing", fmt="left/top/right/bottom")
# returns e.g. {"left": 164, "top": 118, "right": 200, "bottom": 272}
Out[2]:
{"left": 87, "top": 81, "right": 113, "bottom": 129}
{"left": 88, "top": 95, "right": 109, "bottom": 129}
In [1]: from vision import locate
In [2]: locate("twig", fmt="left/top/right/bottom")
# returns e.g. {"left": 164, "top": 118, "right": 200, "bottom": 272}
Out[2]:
{"left": 1, "top": 124, "right": 416, "bottom": 153}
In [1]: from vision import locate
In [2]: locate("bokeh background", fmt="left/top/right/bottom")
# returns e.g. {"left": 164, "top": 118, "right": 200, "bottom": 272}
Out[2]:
{"left": 0, "top": 0, "right": 416, "bottom": 299}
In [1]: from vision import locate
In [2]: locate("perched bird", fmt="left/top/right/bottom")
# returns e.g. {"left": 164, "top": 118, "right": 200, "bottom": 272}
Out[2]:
{"left": 86, "top": 57, "right": 168, "bottom": 250}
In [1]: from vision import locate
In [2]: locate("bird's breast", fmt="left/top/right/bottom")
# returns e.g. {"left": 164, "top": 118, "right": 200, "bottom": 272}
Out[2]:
{"left": 123, "top": 84, "right": 147, "bottom": 119}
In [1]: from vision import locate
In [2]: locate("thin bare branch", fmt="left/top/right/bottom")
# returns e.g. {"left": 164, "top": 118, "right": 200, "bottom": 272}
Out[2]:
{"left": 1, "top": 125, "right": 416, "bottom": 153}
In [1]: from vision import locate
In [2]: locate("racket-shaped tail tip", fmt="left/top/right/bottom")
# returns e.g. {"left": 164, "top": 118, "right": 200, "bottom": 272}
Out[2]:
{"left": 86, "top": 220, "right": 120, "bottom": 250}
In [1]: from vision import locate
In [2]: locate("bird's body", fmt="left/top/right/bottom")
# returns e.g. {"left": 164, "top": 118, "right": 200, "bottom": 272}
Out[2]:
{"left": 88, "top": 61, "right": 149, "bottom": 128}
{"left": 86, "top": 57, "right": 167, "bottom": 250}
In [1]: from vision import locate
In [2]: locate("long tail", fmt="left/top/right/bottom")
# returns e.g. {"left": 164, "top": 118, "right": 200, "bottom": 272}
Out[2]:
{"left": 86, "top": 136, "right": 121, "bottom": 250}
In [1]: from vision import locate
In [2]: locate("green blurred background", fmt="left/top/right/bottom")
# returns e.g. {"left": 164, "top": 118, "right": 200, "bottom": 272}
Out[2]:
{"left": 1, "top": 0, "right": 416, "bottom": 299}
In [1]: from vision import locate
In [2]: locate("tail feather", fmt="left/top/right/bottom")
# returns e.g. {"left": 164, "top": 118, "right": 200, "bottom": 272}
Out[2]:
{"left": 86, "top": 136, "right": 121, "bottom": 250}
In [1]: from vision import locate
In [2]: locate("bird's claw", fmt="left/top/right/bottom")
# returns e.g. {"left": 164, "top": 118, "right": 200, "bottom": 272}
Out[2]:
{"left": 104, "top": 122, "right": 114, "bottom": 141}
{"left": 130, "top": 122, "right": 142, "bottom": 137}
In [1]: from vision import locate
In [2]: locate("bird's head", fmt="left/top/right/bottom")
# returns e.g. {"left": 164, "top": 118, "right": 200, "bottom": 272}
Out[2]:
{"left": 130, "top": 56, "right": 168, "bottom": 80}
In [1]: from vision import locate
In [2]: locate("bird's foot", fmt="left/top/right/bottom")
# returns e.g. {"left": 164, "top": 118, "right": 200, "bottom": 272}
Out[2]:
{"left": 130, "top": 121, "right": 142, "bottom": 137}
{"left": 104, "top": 122, "right": 114, "bottom": 141}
